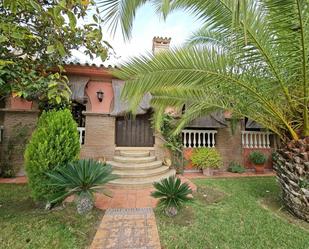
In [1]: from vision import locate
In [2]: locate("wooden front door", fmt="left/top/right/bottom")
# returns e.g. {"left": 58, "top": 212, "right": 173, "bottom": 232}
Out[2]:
{"left": 116, "top": 113, "right": 154, "bottom": 147}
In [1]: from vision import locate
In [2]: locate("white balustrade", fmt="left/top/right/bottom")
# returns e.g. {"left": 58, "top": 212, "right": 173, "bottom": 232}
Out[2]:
{"left": 77, "top": 127, "right": 85, "bottom": 146}
{"left": 241, "top": 131, "right": 272, "bottom": 148}
{"left": 0, "top": 125, "right": 3, "bottom": 143}
{"left": 182, "top": 129, "right": 217, "bottom": 148}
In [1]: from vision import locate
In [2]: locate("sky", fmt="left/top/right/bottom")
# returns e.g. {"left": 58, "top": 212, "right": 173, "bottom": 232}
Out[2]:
{"left": 72, "top": 2, "right": 203, "bottom": 66}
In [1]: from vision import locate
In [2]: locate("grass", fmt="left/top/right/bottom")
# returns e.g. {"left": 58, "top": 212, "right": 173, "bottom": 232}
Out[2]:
{"left": 155, "top": 177, "right": 309, "bottom": 249}
{"left": 0, "top": 184, "right": 103, "bottom": 249}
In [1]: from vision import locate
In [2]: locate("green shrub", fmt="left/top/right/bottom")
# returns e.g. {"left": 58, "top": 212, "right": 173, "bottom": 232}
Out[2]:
{"left": 25, "top": 109, "right": 80, "bottom": 202}
{"left": 228, "top": 161, "right": 246, "bottom": 173}
{"left": 249, "top": 151, "right": 267, "bottom": 165}
{"left": 47, "top": 159, "right": 118, "bottom": 214}
{"left": 151, "top": 176, "right": 192, "bottom": 217}
{"left": 191, "top": 148, "right": 223, "bottom": 169}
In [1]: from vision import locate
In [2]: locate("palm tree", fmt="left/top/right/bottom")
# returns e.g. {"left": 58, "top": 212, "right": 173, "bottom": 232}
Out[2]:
{"left": 101, "top": 0, "right": 309, "bottom": 221}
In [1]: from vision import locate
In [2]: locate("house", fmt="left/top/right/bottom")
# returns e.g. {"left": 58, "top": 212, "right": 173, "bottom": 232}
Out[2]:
{"left": 0, "top": 37, "right": 275, "bottom": 187}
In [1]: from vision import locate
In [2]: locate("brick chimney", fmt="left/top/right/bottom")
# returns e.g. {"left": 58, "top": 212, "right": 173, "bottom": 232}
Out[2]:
{"left": 152, "top": 36, "right": 171, "bottom": 55}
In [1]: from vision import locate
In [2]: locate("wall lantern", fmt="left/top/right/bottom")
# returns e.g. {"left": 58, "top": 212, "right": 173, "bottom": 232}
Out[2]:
{"left": 96, "top": 90, "right": 104, "bottom": 102}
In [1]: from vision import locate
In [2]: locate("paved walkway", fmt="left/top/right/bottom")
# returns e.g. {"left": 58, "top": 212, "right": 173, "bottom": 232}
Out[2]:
{"left": 90, "top": 208, "right": 161, "bottom": 249}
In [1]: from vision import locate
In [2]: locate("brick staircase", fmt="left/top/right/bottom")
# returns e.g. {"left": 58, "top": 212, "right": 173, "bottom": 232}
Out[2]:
{"left": 107, "top": 150, "right": 175, "bottom": 188}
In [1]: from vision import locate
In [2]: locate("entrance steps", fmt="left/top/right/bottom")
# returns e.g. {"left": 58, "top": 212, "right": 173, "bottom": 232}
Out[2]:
{"left": 107, "top": 149, "right": 175, "bottom": 188}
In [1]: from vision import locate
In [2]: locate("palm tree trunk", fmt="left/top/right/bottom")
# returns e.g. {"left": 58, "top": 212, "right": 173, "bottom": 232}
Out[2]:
{"left": 273, "top": 137, "right": 309, "bottom": 222}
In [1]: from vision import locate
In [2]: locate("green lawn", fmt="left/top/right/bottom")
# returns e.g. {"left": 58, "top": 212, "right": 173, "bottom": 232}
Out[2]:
{"left": 0, "top": 184, "right": 103, "bottom": 249}
{"left": 156, "top": 177, "right": 309, "bottom": 249}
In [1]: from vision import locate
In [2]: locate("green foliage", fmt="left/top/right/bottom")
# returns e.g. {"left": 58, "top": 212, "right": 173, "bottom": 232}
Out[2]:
{"left": 46, "top": 159, "right": 118, "bottom": 205}
{"left": 249, "top": 151, "right": 267, "bottom": 165}
{"left": 105, "top": 0, "right": 309, "bottom": 139}
{"left": 159, "top": 114, "right": 184, "bottom": 173}
{"left": 0, "top": 0, "right": 111, "bottom": 105}
{"left": 227, "top": 161, "right": 246, "bottom": 173}
{"left": 191, "top": 148, "right": 223, "bottom": 169}
{"left": 24, "top": 109, "right": 80, "bottom": 202}
{"left": 151, "top": 176, "right": 192, "bottom": 215}
{"left": 0, "top": 123, "right": 30, "bottom": 177}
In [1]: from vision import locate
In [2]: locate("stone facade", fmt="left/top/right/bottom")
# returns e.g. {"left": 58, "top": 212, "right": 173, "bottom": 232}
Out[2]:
{"left": 0, "top": 108, "right": 39, "bottom": 176}
{"left": 80, "top": 112, "right": 116, "bottom": 160}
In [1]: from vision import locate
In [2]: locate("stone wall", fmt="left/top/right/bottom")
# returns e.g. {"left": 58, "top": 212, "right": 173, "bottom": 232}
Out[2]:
{"left": 80, "top": 112, "right": 116, "bottom": 160}
{"left": 0, "top": 109, "right": 39, "bottom": 176}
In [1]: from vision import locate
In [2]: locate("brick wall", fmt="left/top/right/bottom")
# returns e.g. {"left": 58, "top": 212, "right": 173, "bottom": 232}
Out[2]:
{"left": 243, "top": 148, "right": 273, "bottom": 169}
{"left": 80, "top": 112, "right": 116, "bottom": 160}
{"left": 0, "top": 110, "right": 39, "bottom": 176}
{"left": 183, "top": 121, "right": 243, "bottom": 171}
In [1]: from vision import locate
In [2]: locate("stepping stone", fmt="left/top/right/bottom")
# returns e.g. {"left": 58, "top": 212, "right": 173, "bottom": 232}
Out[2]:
{"left": 90, "top": 208, "right": 161, "bottom": 249}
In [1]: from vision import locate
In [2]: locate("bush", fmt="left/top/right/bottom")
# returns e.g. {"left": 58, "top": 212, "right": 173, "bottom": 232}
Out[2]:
{"left": 25, "top": 109, "right": 80, "bottom": 202}
{"left": 151, "top": 176, "right": 192, "bottom": 217}
{"left": 191, "top": 148, "right": 223, "bottom": 169}
{"left": 228, "top": 161, "right": 246, "bottom": 173}
{"left": 47, "top": 159, "right": 118, "bottom": 214}
{"left": 249, "top": 151, "right": 267, "bottom": 165}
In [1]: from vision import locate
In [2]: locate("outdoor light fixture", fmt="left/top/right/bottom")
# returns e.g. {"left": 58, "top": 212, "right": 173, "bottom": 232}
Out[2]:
{"left": 96, "top": 90, "right": 104, "bottom": 102}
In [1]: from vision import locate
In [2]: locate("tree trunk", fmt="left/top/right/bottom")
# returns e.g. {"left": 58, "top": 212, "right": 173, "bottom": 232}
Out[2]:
{"left": 273, "top": 137, "right": 309, "bottom": 222}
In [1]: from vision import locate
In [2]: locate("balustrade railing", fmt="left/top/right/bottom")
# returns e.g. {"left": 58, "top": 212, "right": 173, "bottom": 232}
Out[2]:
{"left": 182, "top": 129, "right": 217, "bottom": 148}
{"left": 241, "top": 131, "right": 272, "bottom": 148}
{"left": 77, "top": 127, "right": 85, "bottom": 146}
{"left": 0, "top": 125, "right": 3, "bottom": 143}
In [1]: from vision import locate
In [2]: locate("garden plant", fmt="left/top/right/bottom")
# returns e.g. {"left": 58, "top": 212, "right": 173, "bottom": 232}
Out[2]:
{"left": 25, "top": 109, "right": 80, "bottom": 203}
{"left": 151, "top": 176, "right": 192, "bottom": 217}
{"left": 47, "top": 159, "right": 118, "bottom": 214}
{"left": 191, "top": 148, "right": 223, "bottom": 175}
{"left": 103, "top": 0, "right": 309, "bottom": 221}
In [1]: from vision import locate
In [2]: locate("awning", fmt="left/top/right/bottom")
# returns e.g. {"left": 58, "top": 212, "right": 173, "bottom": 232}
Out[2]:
{"left": 188, "top": 111, "right": 227, "bottom": 128}
{"left": 67, "top": 75, "right": 90, "bottom": 104}
{"left": 110, "top": 80, "right": 152, "bottom": 116}
{"left": 246, "top": 119, "right": 263, "bottom": 129}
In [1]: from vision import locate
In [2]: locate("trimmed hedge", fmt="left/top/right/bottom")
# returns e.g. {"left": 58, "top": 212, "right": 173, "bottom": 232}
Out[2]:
{"left": 25, "top": 109, "right": 80, "bottom": 202}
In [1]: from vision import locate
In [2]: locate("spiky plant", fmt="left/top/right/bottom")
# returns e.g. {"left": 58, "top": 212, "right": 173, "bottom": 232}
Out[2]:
{"left": 47, "top": 159, "right": 118, "bottom": 214}
{"left": 151, "top": 176, "right": 192, "bottom": 217}
{"left": 102, "top": 0, "right": 309, "bottom": 221}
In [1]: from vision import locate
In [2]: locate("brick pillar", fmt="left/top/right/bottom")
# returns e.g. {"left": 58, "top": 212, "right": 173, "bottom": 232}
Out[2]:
{"left": 80, "top": 112, "right": 116, "bottom": 160}
{"left": 0, "top": 109, "right": 39, "bottom": 176}
{"left": 216, "top": 121, "right": 242, "bottom": 169}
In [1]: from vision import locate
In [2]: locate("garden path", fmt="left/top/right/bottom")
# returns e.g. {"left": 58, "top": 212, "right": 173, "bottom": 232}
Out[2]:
{"left": 90, "top": 208, "right": 161, "bottom": 249}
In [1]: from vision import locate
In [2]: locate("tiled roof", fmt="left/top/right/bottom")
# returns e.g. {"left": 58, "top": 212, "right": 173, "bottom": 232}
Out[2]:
{"left": 62, "top": 61, "right": 117, "bottom": 69}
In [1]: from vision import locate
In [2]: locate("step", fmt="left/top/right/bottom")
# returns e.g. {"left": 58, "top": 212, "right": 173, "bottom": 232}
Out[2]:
{"left": 112, "top": 166, "right": 170, "bottom": 178}
{"left": 119, "top": 151, "right": 150, "bottom": 157}
{"left": 113, "top": 156, "right": 156, "bottom": 164}
{"left": 108, "top": 169, "right": 176, "bottom": 189}
{"left": 107, "top": 160, "right": 162, "bottom": 170}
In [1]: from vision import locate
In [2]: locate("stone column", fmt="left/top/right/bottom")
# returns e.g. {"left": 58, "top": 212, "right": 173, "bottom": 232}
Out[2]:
{"left": 80, "top": 112, "right": 116, "bottom": 160}
{"left": 216, "top": 121, "right": 243, "bottom": 169}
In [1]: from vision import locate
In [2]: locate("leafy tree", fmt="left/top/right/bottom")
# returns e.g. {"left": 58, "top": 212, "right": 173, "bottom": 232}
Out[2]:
{"left": 102, "top": 1, "right": 309, "bottom": 221}
{"left": 0, "top": 0, "right": 111, "bottom": 105}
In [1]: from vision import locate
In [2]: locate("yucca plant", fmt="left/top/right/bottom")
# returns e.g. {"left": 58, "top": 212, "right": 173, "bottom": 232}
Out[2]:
{"left": 151, "top": 176, "right": 192, "bottom": 217}
{"left": 102, "top": 0, "right": 309, "bottom": 221}
{"left": 46, "top": 159, "right": 118, "bottom": 214}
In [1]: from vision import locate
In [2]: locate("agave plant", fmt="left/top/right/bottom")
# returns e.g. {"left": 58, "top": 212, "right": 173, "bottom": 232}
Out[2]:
{"left": 102, "top": 0, "right": 309, "bottom": 221}
{"left": 151, "top": 176, "right": 192, "bottom": 217}
{"left": 47, "top": 159, "right": 118, "bottom": 214}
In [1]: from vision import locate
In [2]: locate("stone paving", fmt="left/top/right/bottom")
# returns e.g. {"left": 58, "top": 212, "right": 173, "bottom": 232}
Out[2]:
{"left": 90, "top": 208, "right": 161, "bottom": 249}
